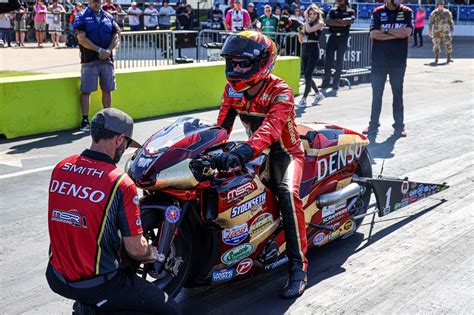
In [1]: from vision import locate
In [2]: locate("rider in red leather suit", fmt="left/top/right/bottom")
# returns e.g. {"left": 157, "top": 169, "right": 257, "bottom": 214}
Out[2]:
{"left": 213, "top": 30, "right": 308, "bottom": 299}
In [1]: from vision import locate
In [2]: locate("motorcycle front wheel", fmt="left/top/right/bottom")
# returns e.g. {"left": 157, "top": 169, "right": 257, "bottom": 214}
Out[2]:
{"left": 136, "top": 208, "right": 192, "bottom": 297}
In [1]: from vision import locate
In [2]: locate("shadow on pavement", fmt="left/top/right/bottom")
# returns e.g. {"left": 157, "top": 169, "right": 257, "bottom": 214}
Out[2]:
{"left": 366, "top": 134, "right": 402, "bottom": 160}
{"left": 2, "top": 130, "right": 89, "bottom": 154}
{"left": 177, "top": 199, "right": 446, "bottom": 314}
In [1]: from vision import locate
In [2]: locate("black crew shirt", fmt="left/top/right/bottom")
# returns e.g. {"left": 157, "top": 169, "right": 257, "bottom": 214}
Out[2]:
{"left": 370, "top": 4, "right": 413, "bottom": 67}
{"left": 327, "top": 6, "right": 355, "bottom": 35}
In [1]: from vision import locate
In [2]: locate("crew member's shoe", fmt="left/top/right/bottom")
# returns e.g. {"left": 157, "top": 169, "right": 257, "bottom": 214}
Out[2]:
{"left": 296, "top": 98, "right": 307, "bottom": 108}
{"left": 312, "top": 92, "right": 325, "bottom": 106}
{"left": 80, "top": 119, "right": 90, "bottom": 132}
{"left": 435, "top": 54, "right": 439, "bottom": 63}
{"left": 447, "top": 54, "right": 452, "bottom": 64}
{"left": 394, "top": 129, "right": 407, "bottom": 137}
{"left": 280, "top": 271, "right": 307, "bottom": 299}
{"left": 362, "top": 127, "right": 377, "bottom": 135}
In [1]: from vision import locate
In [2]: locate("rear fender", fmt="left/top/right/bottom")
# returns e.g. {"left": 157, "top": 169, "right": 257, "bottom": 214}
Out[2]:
{"left": 355, "top": 177, "right": 449, "bottom": 217}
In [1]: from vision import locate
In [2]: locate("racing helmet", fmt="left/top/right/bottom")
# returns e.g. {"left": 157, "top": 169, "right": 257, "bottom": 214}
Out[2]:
{"left": 220, "top": 31, "right": 277, "bottom": 92}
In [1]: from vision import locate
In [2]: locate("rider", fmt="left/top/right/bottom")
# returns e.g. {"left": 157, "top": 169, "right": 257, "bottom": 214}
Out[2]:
{"left": 213, "top": 30, "right": 308, "bottom": 299}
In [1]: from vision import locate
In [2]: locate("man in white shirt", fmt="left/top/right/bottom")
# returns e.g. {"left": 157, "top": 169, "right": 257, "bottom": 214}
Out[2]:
{"left": 127, "top": 1, "right": 142, "bottom": 31}
{"left": 158, "top": 0, "right": 174, "bottom": 30}
{"left": 144, "top": 2, "right": 158, "bottom": 30}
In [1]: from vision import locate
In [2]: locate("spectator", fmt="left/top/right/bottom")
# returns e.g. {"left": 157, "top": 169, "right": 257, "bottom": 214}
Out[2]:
{"left": 291, "top": 0, "right": 303, "bottom": 13}
{"left": 115, "top": 4, "right": 125, "bottom": 31}
{"left": 0, "top": 13, "right": 13, "bottom": 47}
{"left": 247, "top": 2, "right": 258, "bottom": 29}
{"left": 64, "top": 0, "right": 74, "bottom": 30}
{"left": 69, "top": 2, "right": 83, "bottom": 33}
{"left": 159, "top": 0, "right": 175, "bottom": 30}
{"left": 290, "top": 6, "right": 304, "bottom": 23}
{"left": 34, "top": 0, "right": 47, "bottom": 47}
{"left": 144, "top": 2, "right": 158, "bottom": 30}
{"left": 297, "top": 3, "right": 324, "bottom": 108}
{"left": 224, "top": 0, "right": 251, "bottom": 31}
{"left": 13, "top": 2, "right": 27, "bottom": 47}
{"left": 287, "top": 14, "right": 303, "bottom": 56}
{"left": 276, "top": 7, "right": 292, "bottom": 54}
{"left": 127, "top": 1, "right": 142, "bottom": 32}
{"left": 208, "top": 1, "right": 223, "bottom": 30}
{"left": 45, "top": 108, "right": 180, "bottom": 314}
{"left": 102, "top": 0, "right": 117, "bottom": 15}
{"left": 428, "top": 0, "right": 454, "bottom": 63}
{"left": 74, "top": 0, "right": 120, "bottom": 131}
{"left": 184, "top": 4, "right": 195, "bottom": 29}
{"left": 258, "top": 4, "right": 278, "bottom": 39}
{"left": 274, "top": 5, "right": 282, "bottom": 19}
{"left": 362, "top": 0, "right": 412, "bottom": 137}
{"left": 175, "top": 0, "right": 188, "bottom": 30}
{"left": 412, "top": 6, "right": 425, "bottom": 47}
{"left": 321, "top": 0, "right": 355, "bottom": 92}
{"left": 48, "top": 0, "right": 65, "bottom": 48}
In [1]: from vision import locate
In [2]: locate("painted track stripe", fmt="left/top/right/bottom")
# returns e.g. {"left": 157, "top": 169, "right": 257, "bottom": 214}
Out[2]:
{"left": 0, "top": 166, "right": 55, "bottom": 180}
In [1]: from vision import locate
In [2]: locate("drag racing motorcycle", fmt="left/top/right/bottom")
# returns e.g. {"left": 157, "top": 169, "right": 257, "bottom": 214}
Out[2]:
{"left": 125, "top": 117, "right": 448, "bottom": 297}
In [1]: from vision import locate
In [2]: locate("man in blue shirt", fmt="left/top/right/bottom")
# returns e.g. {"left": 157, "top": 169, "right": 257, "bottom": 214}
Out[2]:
{"left": 74, "top": 0, "right": 120, "bottom": 132}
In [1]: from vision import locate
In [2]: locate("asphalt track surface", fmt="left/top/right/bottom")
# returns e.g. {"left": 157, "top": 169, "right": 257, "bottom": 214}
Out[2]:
{"left": 1, "top": 54, "right": 473, "bottom": 313}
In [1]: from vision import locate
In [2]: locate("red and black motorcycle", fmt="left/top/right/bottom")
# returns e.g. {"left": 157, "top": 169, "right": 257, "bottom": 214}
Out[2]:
{"left": 125, "top": 117, "right": 448, "bottom": 297}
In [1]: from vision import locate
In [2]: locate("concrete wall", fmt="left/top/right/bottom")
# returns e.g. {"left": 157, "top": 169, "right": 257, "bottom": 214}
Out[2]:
{"left": 0, "top": 57, "right": 300, "bottom": 139}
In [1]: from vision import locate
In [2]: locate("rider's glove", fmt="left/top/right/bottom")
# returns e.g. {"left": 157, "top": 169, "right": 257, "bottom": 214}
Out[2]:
{"left": 212, "top": 143, "right": 254, "bottom": 171}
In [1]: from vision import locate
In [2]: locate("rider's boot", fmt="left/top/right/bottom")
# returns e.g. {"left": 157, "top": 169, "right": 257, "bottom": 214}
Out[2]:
{"left": 280, "top": 270, "right": 307, "bottom": 299}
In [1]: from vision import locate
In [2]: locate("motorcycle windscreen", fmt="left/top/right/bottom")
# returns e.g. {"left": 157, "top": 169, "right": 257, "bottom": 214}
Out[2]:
{"left": 368, "top": 178, "right": 449, "bottom": 217}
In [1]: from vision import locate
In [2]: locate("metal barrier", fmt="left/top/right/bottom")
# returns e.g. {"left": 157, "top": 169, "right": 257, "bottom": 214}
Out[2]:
{"left": 115, "top": 30, "right": 174, "bottom": 69}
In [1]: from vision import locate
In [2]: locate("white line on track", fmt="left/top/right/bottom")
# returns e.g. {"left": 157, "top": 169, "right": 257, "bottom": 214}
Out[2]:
{"left": 0, "top": 129, "right": 247, "bottom": 180}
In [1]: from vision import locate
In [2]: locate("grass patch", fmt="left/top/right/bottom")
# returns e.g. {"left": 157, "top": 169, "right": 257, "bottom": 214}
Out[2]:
{"left": 0, "top": 70, "right": 43, "bottom": 78}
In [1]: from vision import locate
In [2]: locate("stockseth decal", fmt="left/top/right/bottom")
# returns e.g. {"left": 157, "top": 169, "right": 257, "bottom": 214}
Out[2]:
{"left": 230, "top": 193, "right": 266, "bottom": 218}
{"left": 249, "top": 213, "right": 273, "bottom": 236}
{"left": 236, "top": 258, "right": 253, "bottom": 275}
{"left": 212, "top": 268, "right": 235, "bottom": 282}
{"left": 316, "top": 142, "right": 363, "bottom": 182}
{"left": 227, "top": 181, "right": 256, "bottom": 203}
{"left": 313, "top": 232, "right": 325, "bottom": 246}
{"left": 221, "top": 243, "right": 253, "bottom": 265}
{"left": 264, "top": 256, "right": 289, "bottom": 270}
{"left": 165, "top": 205, "right": 181, "bottom": 224}
{"left": 222, "top": 223, "right": 249, "bottom": 246}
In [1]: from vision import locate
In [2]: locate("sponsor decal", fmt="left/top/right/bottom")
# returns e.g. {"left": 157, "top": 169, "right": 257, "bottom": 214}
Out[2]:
{"left": 322, "top": 200, "right": 346, "bottom": 218}
{"left": 328, "top": 230, "right": 340, "bottom": 241}
{"left": 221, "top": 243, "right": 253, "bottom": 265}
{"left": 401, "top": 198, "right": 409, "bottom": 207}
{"left": 410, "top": 195, "right": 417, "bottom": 204}
{"left": 227, "top": 181, "right": 256, "bottom": 203}
{"left": 157, "top": 253, "right": 166, "bottom": 262}
{"left": 236, "top": 258, "right": 253, "bottom": 275}
{"left": 313, "top": 232, "right": 325, "bottom": 246}
{"left": 133, "top": 195, "right": 140, "bottom": 206}
{"left": 49, "top": 180, "right": 106, "bottom": 203}
{"left": 249, "top": 213, "right": 273, "bottom": 236}
{"left": 165, "top": 205, "right": 181, "bottom": 224}
{"left": 51, "top": 209, "right": 87, "bottom": 228}
{"left": 222, "top": 223, "right": 249, "bottom": 246}
{"left": 383, "top": 206, "right": 391, "bottom": 216}
{"left": 394, "top": 203, "right": 401, "bottom": 211}
{"left": 417, "top": 184, "right": 424, "bottom": 196}
{"left": 260, "top": 93, "right": 270, "bottom": 101}
{"left": 212, "top": 268, "right": 235, "bottom": 282}
{"left": 135, "top": 219, "right": 142, "bottom": 227}
{"left": 136, "top": 157, "right": 153, "bottom": 168}
{"left": 409, "top": 189, "right": 417, "bottom": 197}
{"left": 230, "top": 193, "right": 266, "bottom": 218}
{"left": 228, "top": 86, "right": 243, "bottom": 98}
{"left": 264, "top": 256, "right": 289, "bottom": 270}
{"left": 322, "top": 208, "right": 348, "bottom": 224}
{"left": 272, "top": 94, "right": 290, "bottom": 103}
{"left": 401, "top": 181, "right": 409, "bottom": 194}
{"left": 316, "top": 142, "right": 363, "bottom": 182}
{"left": 343, "top": 220, "right": 353, "bottom": 232}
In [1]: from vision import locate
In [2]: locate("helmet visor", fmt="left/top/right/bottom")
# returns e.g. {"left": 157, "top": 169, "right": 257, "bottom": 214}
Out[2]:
{"left": 220, "top": 34, "right": 266, "bottom": 60}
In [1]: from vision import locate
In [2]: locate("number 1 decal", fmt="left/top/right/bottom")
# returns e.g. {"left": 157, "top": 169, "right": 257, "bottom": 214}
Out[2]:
{"left": 383, "top": 187, "right": 392, "bottom": 215}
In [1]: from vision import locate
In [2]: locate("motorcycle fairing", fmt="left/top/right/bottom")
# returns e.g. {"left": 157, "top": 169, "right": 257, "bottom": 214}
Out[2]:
{"left": 364, "top": 177, "right": 449, "bottom": 217}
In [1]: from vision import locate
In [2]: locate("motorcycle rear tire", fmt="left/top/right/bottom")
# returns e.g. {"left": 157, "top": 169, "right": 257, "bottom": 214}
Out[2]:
{"left": 140, "top": 208, "right": 192, "bottom": 298}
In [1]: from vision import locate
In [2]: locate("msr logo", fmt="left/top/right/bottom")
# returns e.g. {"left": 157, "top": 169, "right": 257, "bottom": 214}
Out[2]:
{"left": 51, "top": 209, "right": 87, "bottom": 228}
{"left": 227, "top": 181, "right": 256, "bottom": 203}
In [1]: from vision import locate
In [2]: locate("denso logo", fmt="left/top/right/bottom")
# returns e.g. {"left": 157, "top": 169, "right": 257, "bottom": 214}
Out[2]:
{"left": 317, "top": 142, "right": 363, "bottom": 182}
{"left": 230, "top": 193, "right": 266, "bottom": 218}
{"left": 227, "top": 181, "right": 256, "bottom": 203}
{"left": 50, "top": 180, "right": 106, "bottom": 203}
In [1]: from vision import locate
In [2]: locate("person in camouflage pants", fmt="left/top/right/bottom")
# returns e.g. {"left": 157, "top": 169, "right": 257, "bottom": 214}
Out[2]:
{"left": 428, "top": 0, "right": 454, "bottom": 64}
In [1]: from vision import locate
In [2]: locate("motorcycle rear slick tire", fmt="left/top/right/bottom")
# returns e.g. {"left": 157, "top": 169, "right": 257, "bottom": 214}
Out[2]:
{"left": 139, "top": 208, "right": 192, "bottom": 298}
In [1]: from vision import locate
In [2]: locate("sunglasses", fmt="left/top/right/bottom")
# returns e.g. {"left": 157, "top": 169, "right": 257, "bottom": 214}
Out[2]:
{"left": 231, "top": 59, "right": 254, "bottom": 68}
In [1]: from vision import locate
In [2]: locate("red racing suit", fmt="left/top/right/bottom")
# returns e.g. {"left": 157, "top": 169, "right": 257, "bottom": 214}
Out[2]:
{"left": 217, "top": 74, "right": 308, "bottom": 272}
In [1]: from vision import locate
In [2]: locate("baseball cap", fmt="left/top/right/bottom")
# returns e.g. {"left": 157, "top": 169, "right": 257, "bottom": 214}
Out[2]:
{"left": 234, "top": 0, "right": 241, "bottom": 4}
{"left": 248, "top": 2, "right": 254, "bottom": 7}
{"left": 91, "top": 108, "right": 141, "bottom": 148}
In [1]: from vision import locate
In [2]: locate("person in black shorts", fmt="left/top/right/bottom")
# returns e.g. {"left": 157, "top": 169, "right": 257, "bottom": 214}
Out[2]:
{"left": 363, "top": 0, "right": 412, "bottom": 137}
{"left": 321, "top": 0, "right": 355, "bottom": 92}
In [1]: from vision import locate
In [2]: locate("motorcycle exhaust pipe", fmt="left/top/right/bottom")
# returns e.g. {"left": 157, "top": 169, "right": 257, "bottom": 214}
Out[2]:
{"left": 317, "top": 183, "right": 363, "bottom": 208}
